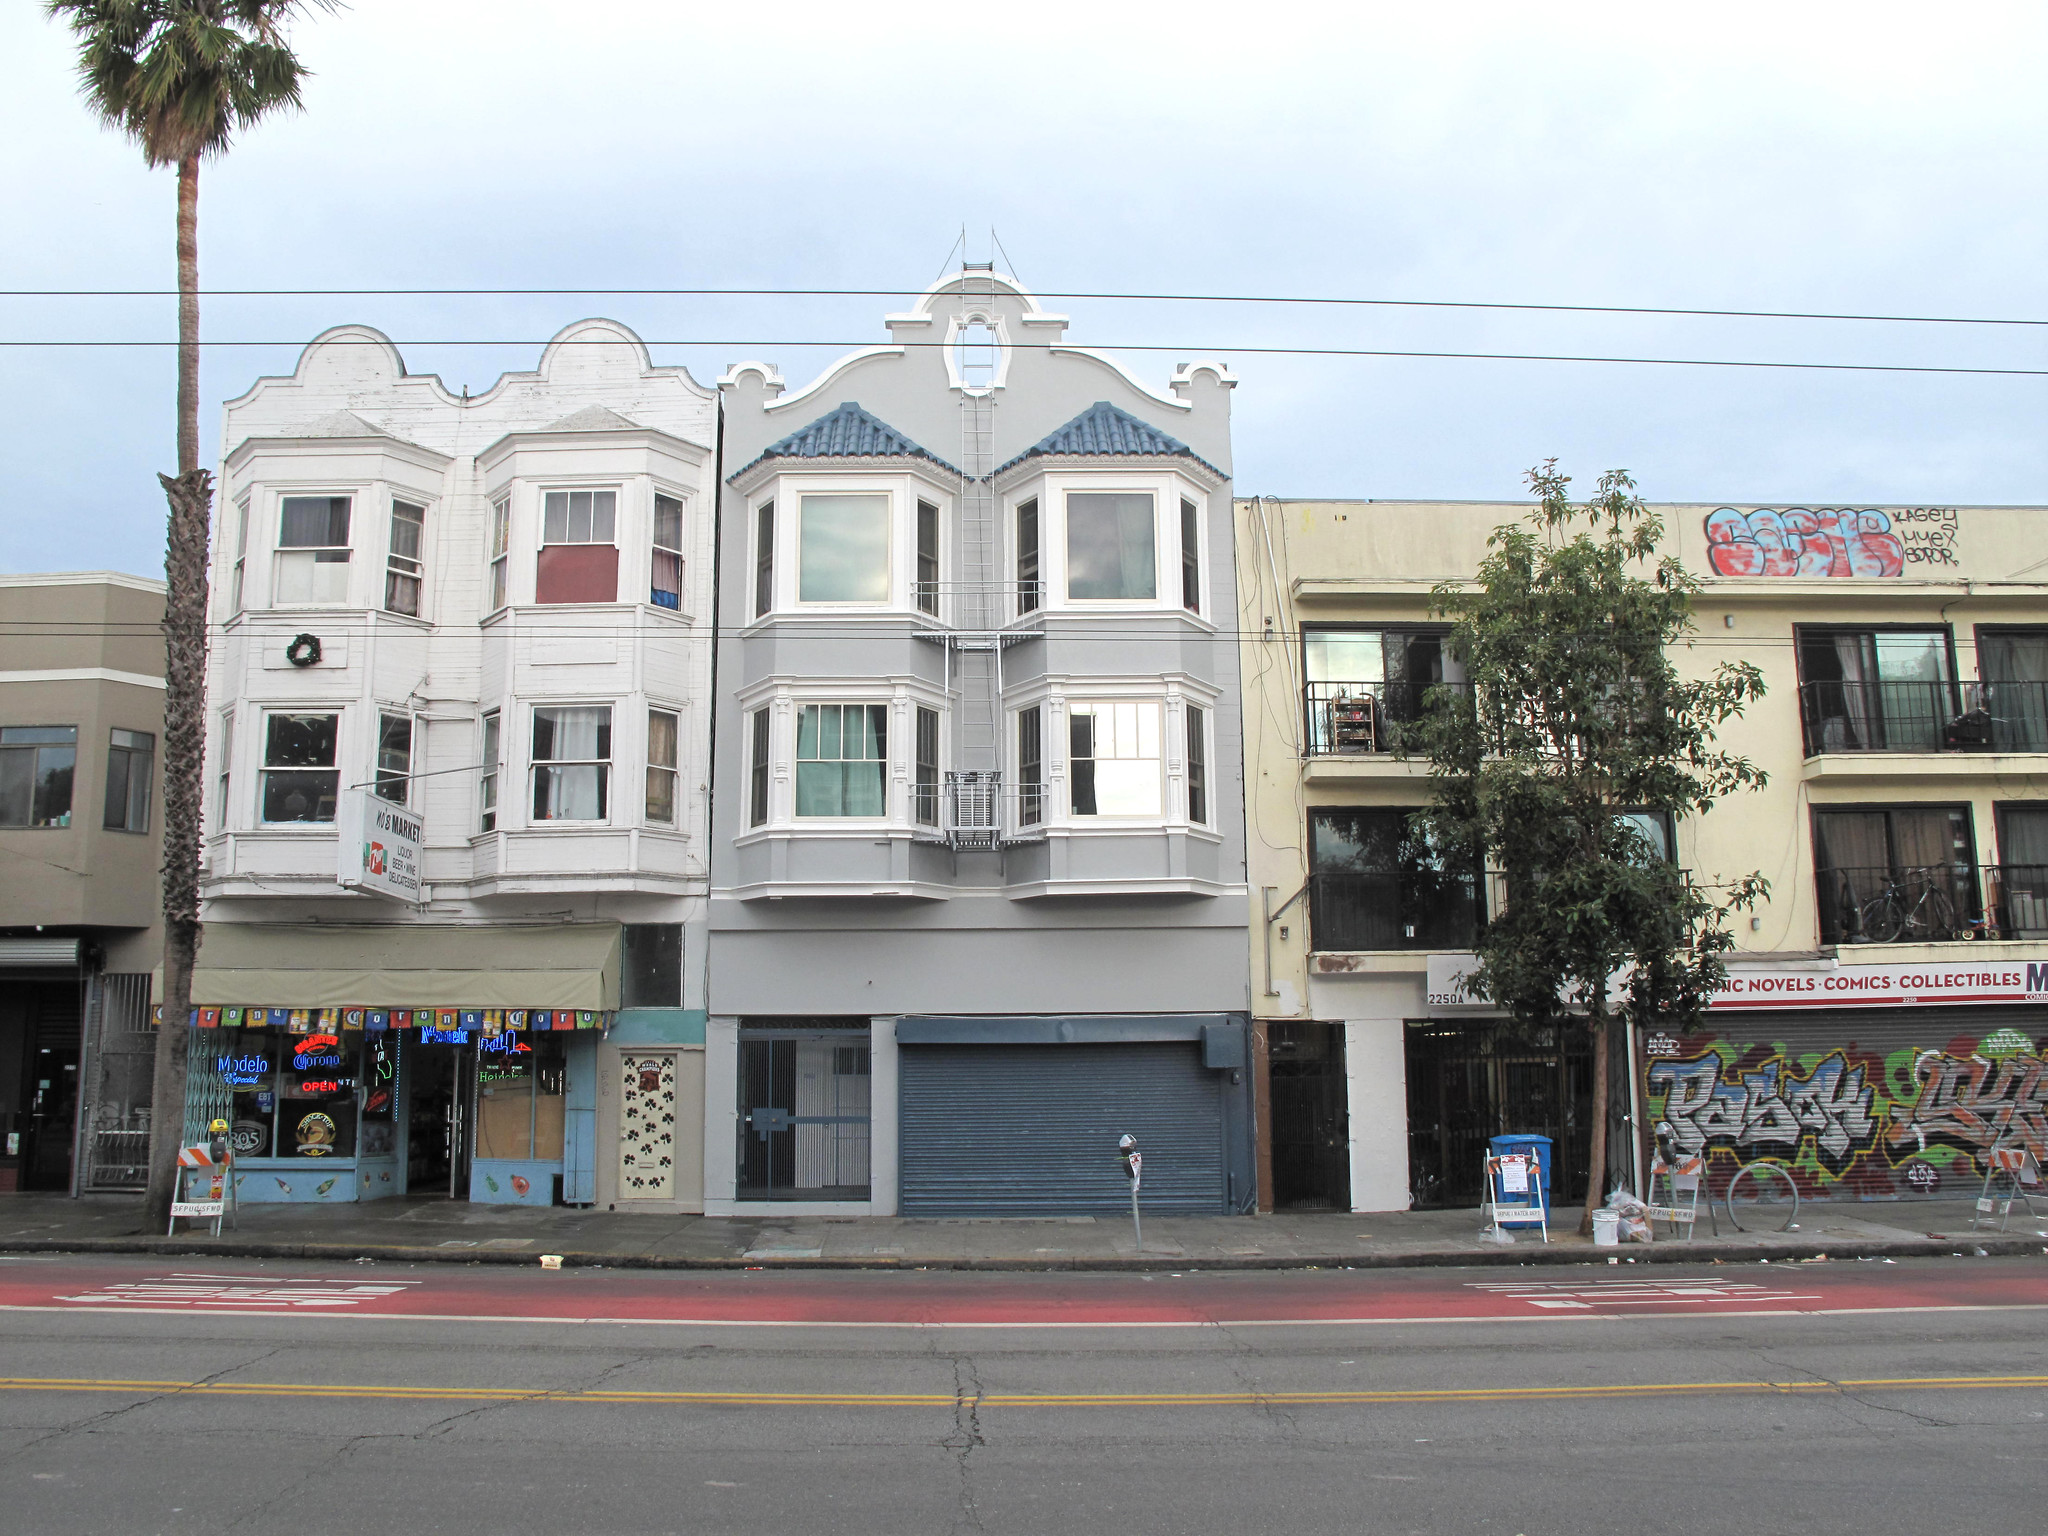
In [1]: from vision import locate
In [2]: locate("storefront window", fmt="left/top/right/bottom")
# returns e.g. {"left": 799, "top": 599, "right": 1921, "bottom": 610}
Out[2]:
{"left": 475, "top": 1031, "right": 566, "bottom": 1162}
{"left": 213, "top": 1029, "right": 362, "bottom": 1159}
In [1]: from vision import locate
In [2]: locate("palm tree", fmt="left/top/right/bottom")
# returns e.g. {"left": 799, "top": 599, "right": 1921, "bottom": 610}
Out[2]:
{"left": 46, "top": 0, "right": 334, "bottom": 1222}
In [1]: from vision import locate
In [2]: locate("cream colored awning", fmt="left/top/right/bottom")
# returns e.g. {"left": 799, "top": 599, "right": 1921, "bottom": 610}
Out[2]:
{"left": 187, "top": 923, "right": 619, "bottom": 1010}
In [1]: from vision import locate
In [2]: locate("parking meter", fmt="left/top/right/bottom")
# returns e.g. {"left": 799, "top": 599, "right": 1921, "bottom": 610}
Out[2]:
{"left": 1117, "top": 1133, "right": 1143, "bottom": 1250}
{"left": 208, "top": 1117, "right": 231, "bottom": 1165}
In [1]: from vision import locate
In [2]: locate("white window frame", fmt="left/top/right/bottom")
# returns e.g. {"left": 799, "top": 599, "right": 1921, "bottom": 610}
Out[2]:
{"left": 488, "top": 495, "right": 511, "bottom": 613}
{"left": 373, "top": 709, "right": 415, "bottom": 807}
{"left": 258, "top": 708, "right": 342, "bottom": 827}
{"left": 1002, "top": 470, "right": 1213, "bottom": 622}
{"left": 229, "top": 494, "right": 250, "bottom": 616}
{"left": 645, "top": 704, "right": 681, "bottom": 826}
{"left": 651, "top": 487, "right": 687, "bottom": 612}
{"left": 272, "top": 493, "right": 355, "bottom": 609}
{"left": 746, "top": 472, "right": 955, "bottom": 619}
{"left": 540, "top": 486, "right": 620, "bottom": 548}
{"left": 385, "top": 497, "right": 427, "bottom": 618}
{"left": 1005, "top": 679, "right": 1223, "bottom": 837}
{"left": 734, "top": 682, "right": 948, "bottom": 835}
{"left": 477, "top": 710, "right": 500, "bottom": 834}
{"left": 528, "top": 702, "right": 614, "bottom": 826}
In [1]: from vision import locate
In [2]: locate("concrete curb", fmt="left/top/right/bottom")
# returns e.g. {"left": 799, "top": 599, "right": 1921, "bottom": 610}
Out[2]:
{"left": 4, "top": 1233, "right": 2045, "bottom": 1272}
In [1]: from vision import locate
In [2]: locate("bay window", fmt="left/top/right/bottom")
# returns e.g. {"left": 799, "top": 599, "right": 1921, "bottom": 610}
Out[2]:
{"left": 530, "top": 705, "right": 611, "bottom": 821}
{"left": 478, "top": 711, "right": 500, "bottom": 833}
{"left": 1017, "top": 706, "right": 1043, "bottom": 826}
{"left": 1068, "top": 701, "right": 1161, "bottom": 817}
{"left": 646, "top": 708, "right": 679, "bottom": 824}
{"left": 488, "top": 496, "right": 510, "bottom": 612}
{"left": 795, "top": 704, "right": 886, "bottom": 816}
{"left": 275, "top": 496, "right": 352, "bottom": 606}
{"left": 916, "top": 499, "right": 940, "bottom": 616}
{"left": 385, "top": 499, "right": 425, "bottom": 616}
{"left": 1180, "top": 497, "right": 1201, "bottom": 613}
{"left": 1185, "top": 704, "right": 1208, "bottom": 825}
{"left": 373, "top": 713, "right": 412, "bottom": 805}
{"left": 537, "top": 489, "right": 618, "bottom": 604}
{"left": 914, "top": 706, "right": 939, "bottom": 826}
{"left": 260, "top": 713, "right": 339, "bottom": 824}
{"left": 748, "top": 708, "right": 771, "bottom": 828}
{"left": 753, "top": 501, "right": 775, "bottom": 618}
{"left": 1066, "top": 492, "right": 1156, "bottom": 601}
{"left": 1015, "top": 497, "right": 1041, "bottom": 616}
{"left": 798, "top": 493, "right": 890, "bottom": 603}
{"left": 652, "top": 493, "right": 684, "bottom": 610}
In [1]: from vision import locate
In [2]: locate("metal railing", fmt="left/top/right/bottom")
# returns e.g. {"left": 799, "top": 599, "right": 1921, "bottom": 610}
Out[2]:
{"left": 1817, "top": 863, "right": 1985, "bottom": 944}
{"left": 1799, "top": 679, "right": 2048, "bottom": 756}
{"left": 1303, "top": 680, "right": 1463, "bottom": 756}
{"left": 1308, "top": 868, "right": 1482, "bottom": 951}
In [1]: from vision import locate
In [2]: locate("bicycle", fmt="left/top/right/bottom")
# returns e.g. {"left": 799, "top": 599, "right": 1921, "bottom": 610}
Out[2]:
{"left": 1854, "top": 865, "right": 1965, "bottom": 943}
{"left": 1723, "top": 1159, "right": 1802, "bottom": 1233}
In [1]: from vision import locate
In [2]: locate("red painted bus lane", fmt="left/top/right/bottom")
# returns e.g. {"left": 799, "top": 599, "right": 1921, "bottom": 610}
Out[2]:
{"left": 2, "top": 1257, "right": 2045, "bottom": 1328}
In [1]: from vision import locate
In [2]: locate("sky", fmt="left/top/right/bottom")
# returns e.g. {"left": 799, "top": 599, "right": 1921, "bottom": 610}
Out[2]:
{"left": 5, "top": 0, "right": 2046, "bottom": 578}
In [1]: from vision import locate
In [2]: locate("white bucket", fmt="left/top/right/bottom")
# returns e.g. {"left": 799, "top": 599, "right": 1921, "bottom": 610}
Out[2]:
{"left": 1592, "top": 1209, "right": 1621, "bottom": 1247}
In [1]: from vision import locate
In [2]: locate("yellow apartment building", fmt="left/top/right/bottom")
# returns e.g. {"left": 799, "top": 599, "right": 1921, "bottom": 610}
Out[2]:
{"left": 1236, "top": 496, "right": 2048, "bottom": 1214}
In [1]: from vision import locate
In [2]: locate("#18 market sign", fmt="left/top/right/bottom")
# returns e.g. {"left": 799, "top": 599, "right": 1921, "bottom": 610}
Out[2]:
{"left": 337, "top": 789, "right": 424, "bottom": 904}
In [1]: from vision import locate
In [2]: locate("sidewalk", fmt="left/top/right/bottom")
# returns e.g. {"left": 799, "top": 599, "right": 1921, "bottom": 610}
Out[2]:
{"left": 3, "top": 1192, "right": 2045, "bottom": 1270}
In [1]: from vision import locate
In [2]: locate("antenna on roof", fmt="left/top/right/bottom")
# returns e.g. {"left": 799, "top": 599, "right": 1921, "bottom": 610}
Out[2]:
{"left": 936, "top": 225, "right": 967, "bottom": 281}
{"left": 990, "top": 228, "right": 1022, "bottom": 286}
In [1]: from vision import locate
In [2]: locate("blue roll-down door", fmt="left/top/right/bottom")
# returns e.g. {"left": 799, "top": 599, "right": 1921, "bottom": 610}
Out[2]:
{"left": 898, "top": 1042, "right": 1227, "bottom": 1216}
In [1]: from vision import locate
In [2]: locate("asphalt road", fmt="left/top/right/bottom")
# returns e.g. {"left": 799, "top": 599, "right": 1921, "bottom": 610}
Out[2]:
{"left": 2, "top": 1253, "right": 2044, "bottom": 1534}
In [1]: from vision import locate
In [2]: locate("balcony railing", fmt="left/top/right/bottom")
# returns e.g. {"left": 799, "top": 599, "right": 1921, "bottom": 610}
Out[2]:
{"left": 1303, "top": 681, "right": 1463, "bottom": 756}
{"left": 1308, "top": 868, "right": 1481, "bottom": 951}
{"left": 1799, "top": 680, "right": 2048, "bottom": 756}
{"left": 1817, "top": 863, "right": 1988, "bottom": 944}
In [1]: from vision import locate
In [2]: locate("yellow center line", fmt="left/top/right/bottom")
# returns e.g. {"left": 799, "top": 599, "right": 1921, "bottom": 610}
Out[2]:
{"left": 1, "top": 1375, "right": 2045, "bottom": 1408}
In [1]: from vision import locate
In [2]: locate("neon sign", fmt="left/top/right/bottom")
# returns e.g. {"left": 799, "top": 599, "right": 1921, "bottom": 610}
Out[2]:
{"left": 292, "top": 1052, "right": 344, "bottom": 1071}
{"left": 215, "top": 1055, "right": 268, "bottom": 1088}
{"left": 418, "top": 1026, "right": 469, "bottom": 1045}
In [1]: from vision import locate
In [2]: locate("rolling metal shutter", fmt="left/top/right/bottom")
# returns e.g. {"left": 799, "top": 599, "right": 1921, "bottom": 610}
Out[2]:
{"left": 899, "top": 1042, "right": 1226, "bottom": 1216}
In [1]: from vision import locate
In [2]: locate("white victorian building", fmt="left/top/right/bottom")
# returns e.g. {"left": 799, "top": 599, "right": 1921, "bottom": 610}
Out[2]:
{"left": 193, "top": 320, "right": 714, "bottom": 1212}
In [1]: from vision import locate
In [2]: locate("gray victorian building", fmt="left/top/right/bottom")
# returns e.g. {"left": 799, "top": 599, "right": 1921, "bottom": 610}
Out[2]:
{"left": 705, "top": 268, "right": 1253, "bottom": 1216}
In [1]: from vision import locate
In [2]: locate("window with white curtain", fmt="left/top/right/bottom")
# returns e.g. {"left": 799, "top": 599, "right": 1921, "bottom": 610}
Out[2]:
{"left": 530, "top": 705, "right": 612, "bottom": 821}
{"left": 275, "top": 496, "right": 352, "bottom": 605}
{"left": 795, "top": 704, "right": 886, "bottom": 816}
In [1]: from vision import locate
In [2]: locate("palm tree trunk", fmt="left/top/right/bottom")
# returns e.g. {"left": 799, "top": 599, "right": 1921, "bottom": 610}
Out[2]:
{"left": 144, "top": 153, "right": 211, "bottom": 1225}
{"left": 1579, "top": 1000, "right": 1610, "bottom": 1236}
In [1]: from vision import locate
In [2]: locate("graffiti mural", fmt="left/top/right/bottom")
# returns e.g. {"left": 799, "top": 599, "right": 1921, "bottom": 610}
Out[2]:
{"left": 1703, "top": 507, "right": 1906, "bottom": 579}
{"left": 1645, "top": 1026, "right": 2047, "bottom": 1198}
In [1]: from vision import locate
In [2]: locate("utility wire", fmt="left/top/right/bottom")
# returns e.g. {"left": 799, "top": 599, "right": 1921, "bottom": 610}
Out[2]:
{"left": 0, "top": 338, "right": 2038, "bottom": 378}
{"left": 3, "top": 286, "right": 2043, "bottom": 329}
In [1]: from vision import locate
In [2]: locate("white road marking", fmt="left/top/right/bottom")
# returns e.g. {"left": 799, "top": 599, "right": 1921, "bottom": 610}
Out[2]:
{"left": 3, "top": 1302, "right": 2045, "bottom": 1329}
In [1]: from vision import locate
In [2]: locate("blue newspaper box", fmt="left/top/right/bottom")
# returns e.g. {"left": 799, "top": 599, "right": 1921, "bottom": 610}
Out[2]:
{"left": 1488, "top": 1133, "right": 1553, "bottom": 1228}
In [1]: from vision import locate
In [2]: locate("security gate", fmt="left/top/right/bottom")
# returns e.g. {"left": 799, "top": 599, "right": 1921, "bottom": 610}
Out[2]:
{"left": 899, "top": 1041, "right": 1229, "bottom": 1216}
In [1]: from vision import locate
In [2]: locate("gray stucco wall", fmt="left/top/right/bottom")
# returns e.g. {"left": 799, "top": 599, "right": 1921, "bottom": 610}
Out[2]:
{"left": 706, "top": 273, "right": 1249, "bottom": 1018}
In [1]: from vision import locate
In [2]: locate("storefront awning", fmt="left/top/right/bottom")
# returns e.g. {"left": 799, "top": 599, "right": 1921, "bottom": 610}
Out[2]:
{"left": 187, "top": 924, "right": 619, "bottom": 1010}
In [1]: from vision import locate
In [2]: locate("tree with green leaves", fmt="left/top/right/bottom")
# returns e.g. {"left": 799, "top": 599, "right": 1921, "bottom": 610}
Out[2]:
{"left": 46, "top": 0, "right": 335, "bottom": 1222}
{"left": 1406, "top": 463, "right": 1768, "bottom": 1234}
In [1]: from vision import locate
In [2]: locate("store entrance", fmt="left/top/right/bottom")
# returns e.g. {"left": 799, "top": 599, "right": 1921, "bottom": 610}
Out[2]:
{"left": 1267, "top": 1020, "right": 1350, "bottom": 1210}
{"left": 405, "top": 1041, "right": 472, "bottom": 1198}
{"left": 1, "top": 980, "right": 82, "bottom": 1193}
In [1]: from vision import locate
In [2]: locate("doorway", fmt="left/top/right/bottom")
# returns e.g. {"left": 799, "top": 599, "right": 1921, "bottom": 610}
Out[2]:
{"left": 405, "top": 1039, "right": 472, "bottom": 1198}
{"left": 1, "top": 980, "right": 82, "bottom": 1193}
{"left": 736, "top": 1018, "right": 871, "bottom": 1202}
{"left": 1404, "top": 1017, "right": 1592, "bottom": 1209}
{"left": 1267, "top": 1021, "right": 1350, "bottom": 1210}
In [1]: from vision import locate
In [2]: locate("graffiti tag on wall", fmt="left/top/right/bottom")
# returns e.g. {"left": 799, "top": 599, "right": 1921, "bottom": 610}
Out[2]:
{"left": 1703, "top": 507, "right": 1914, "bottom": 579}
{"left": 1646, "top": 1029, "right": 2045, "bottom": 1197}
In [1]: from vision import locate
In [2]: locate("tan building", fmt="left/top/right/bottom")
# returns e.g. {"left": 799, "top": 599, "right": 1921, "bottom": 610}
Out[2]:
{"left": 1236, "top": 497, "right": 2048, "bottom": 1213}
{"left": 0, "top": 572, "right": 166, "bottom": 1194}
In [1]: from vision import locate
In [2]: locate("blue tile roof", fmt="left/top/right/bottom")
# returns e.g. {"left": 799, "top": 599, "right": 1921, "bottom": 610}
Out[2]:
{"left": 731, "top": 402, "right": 962, "bottom": 480}
{"left": 995, "top": 400, "right": 1222, "bottom": 478}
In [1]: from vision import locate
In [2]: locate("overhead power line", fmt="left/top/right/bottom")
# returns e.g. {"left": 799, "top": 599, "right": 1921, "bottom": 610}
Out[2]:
{"left": 0, "top": 337, "right": 2038, "bottom": 378}
{"left": 1, "top": 286, "right": 2042, "bottom": 329}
